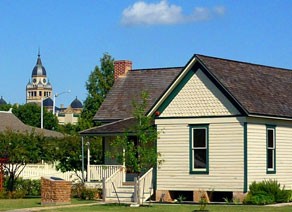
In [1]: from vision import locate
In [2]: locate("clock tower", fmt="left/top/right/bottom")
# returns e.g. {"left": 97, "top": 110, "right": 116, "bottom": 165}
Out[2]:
{"left": 26, "top": 52, "right": 53, "bottom": 104}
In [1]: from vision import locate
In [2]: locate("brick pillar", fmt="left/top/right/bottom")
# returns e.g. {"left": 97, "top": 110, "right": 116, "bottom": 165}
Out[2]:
{"left": 41, "top": 177, "right": 72, "bottom": 205}
{"left": 114, "top": 60, "right": 132, "bottom": 80}
{"left": 155, "top": 190, "right": 173, "bottom": 202}
{"left": 193, "top": 190, "right": 210, "bottom": 203}
{"left": 233, "top": 192, "right": 247, "bottom": 203}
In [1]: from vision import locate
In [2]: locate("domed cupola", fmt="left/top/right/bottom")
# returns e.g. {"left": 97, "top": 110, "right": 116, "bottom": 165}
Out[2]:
{"left": 31, "top": 53, "right": 47, "bottom": 77}
{"left": 43, "top": 97, "right": 53, "bottom": 107}
{"left": 70, "top": 97, "right": 83, "bottom": 109}
{"left": 0, "top": 96, "right": 7, "bottom": 105}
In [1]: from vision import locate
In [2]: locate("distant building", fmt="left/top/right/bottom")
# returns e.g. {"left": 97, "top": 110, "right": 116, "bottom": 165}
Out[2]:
{"left": 0, "top": 96, "right": 7, "bottom": 105}
{"left": 26, "top": 51, "right": 83, "bottom": 125}
{"left": 26, "top": 52, "right": 53, "bottom": 104}
{"left": 57, "top": 97, "right": 83, "bottom": 125}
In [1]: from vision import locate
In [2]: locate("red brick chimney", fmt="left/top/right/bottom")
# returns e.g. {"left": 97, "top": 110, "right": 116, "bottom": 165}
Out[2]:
{"left": 114, "top": 60, "right": 132, "bottom": 80}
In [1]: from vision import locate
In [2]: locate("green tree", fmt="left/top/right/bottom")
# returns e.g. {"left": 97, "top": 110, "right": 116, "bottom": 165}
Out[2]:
{"left": 0, "top": 130, "right": 59, "bottom": 191}
{"left": 79, "top": 53, "right": 114, "bottom": 128}
{"left": 1, "top": 103, "right": 58, "bottom": 130}
{"left": 107, "top": 92, "right": 161, "bottom": 175}
{"left": 55, "top": 136, "right": 103, "bottom": 182}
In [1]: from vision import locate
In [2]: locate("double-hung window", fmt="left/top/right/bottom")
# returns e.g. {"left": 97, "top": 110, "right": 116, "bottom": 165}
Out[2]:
{"left": 267, "top": 125, "right": 276, "bottom": 174}
{"left": 190, "top": 125, "right": 209, "bottom": 174}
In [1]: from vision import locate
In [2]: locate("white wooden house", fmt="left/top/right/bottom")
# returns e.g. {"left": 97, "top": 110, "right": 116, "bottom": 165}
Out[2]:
{"left": 80, "top": 55, "right": 292, "bottom": 203}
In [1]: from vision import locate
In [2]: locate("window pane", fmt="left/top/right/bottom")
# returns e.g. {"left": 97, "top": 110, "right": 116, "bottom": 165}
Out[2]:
{"left": 194, "top": 149, "right": 206, "bottom": 169}
{"left": 193, "top": 129, "right": 206, "bottom": 148}
{"left": 268, "top": 129, "right": 274, "bottom": 148}
{"left": 267, "top": 149, "right": 273, "bottom": 169}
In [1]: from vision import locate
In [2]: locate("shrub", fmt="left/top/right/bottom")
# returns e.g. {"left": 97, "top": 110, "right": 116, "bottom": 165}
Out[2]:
{"left": 2, "top": 177, "right": 41, "bottom": 198}
{"left": 71, "top": 183, "right": 101, "bottom": 200}
{"left": 15, "top": 178, "right": 41, "bottom": 196}
{"left": 244, "top": 180, "right": 291, "bottom": 205}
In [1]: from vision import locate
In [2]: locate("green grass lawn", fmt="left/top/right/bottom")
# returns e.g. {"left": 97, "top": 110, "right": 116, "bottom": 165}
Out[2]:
{"left": 0, "top": 198, "right": 95, "bottom": 211}
{"left": 0, "top": 199, "right": 292, "bottom": 212}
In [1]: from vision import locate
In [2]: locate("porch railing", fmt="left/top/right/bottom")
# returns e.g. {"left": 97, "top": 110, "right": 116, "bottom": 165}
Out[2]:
{"left": 89, "top": 165, "right": 122, "bottom": 181}
{"left": 102, "top": 166, "right": 125, "bottom": 202}
{"left": 136, "top": 167, "right": 153, "bottom": 204}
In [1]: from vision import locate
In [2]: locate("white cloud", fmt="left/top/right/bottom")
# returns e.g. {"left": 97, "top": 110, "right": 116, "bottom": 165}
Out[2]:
{"left": 121, "top": 0, "right": 225, "bottom": 26}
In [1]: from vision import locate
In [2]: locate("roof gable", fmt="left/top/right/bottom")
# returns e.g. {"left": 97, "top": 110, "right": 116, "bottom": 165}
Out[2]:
{"left": 150, "top": 54, "right": 292, "bottom": 119}
{"left": 159, "top": 68, "right": 240, "bottom": 117}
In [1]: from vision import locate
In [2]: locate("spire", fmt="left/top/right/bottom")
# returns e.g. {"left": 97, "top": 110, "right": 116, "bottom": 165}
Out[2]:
{"left": 38, "top": 47, "right": 40, "bottom": 57}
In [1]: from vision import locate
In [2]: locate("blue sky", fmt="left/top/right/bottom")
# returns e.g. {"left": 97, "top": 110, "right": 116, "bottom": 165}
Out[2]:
{"left": 1, "top": 0, "right": 292, "bottom": 107}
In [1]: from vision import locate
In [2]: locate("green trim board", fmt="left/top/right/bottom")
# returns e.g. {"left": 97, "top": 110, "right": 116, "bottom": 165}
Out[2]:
{"left": 266, "top": 125, "right": 276, "bottom": 174}
{"left": 155, "top": 115, "right": 244, "bottom": 120}
{"left": 189, "top": 124, "right": 209, "bottom": 174}
{"left": 157, "top": 64, "right": 198, "bottom": 114}
{"left": 243, "top": 122, "right": 248, "bottom": 193}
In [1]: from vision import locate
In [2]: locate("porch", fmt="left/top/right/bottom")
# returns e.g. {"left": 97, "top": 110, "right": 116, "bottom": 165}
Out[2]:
{"left": 86, "top": 165, "right": 154, "bottom": 204}
{"left": 80, "top": 118, "right": 155, "bottom": 203}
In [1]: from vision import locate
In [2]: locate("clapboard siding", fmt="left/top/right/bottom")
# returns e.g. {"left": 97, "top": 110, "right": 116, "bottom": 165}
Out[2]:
{"left": 247, "top": 123, "right": 292, "bottom": 190}
{"left": 156, "top": 118, "right": 244, "bottom": 191}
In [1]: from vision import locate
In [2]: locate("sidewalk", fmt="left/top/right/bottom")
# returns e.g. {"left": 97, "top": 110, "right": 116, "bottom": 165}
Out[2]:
{"left": 6, "top": 202, "right": 105, "bottom": 212}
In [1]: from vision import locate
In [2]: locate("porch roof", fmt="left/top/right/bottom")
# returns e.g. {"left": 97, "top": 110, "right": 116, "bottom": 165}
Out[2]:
{"left": 79, "top": 117, "right": 137, "bottom": 136}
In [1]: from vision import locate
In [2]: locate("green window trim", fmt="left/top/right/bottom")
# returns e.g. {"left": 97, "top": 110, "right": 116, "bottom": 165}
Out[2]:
{"left": 266, "top": 125, "right": 276, "bottom": 174}
{"left": 189, "top": 124, "right": 209, "bottom": 174}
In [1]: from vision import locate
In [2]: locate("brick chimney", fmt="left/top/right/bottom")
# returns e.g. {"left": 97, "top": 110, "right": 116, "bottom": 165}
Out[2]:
{"left": 114, "top": 60, "right": 132, "bottom": 80}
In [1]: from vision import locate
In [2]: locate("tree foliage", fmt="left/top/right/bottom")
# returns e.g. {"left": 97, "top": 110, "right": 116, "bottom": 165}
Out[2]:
{"left": 0, "top": 103, "right": 58, "bottom": 130}
{"left": 80, "top": 53, "right": 114, "bottom": 128}
{"left": 107, "top": 91, "right": 161, "bottom": 174}
{"left": 0, "top": 130, "right": 59, "bottom": 191}
{"left": 54, "top": 136, "right": 103, "bottom": 182}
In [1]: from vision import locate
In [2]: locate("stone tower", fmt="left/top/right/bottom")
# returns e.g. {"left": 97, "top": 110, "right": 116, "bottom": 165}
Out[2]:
{"left": 26, "top": 51, "right": 53, "bottom": 104}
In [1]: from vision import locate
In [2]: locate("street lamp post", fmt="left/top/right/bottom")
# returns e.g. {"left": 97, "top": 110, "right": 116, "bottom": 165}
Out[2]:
{"left": 41, "top": 90, "right": 70, "bottom": 129}
{"left": 53, "top": 90, "right": 71, "bottom": 115}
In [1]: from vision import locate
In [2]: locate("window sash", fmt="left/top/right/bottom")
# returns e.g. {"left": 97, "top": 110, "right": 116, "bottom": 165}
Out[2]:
{"left": 267, "top": 127, "right": 276, "bottom": 172}
{"left": 191, "top": 127, "right": 207, "bottom": 171}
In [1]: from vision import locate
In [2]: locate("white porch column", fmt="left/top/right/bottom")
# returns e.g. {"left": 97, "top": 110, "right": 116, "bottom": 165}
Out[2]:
{"left": 86, "top": 141, "right": 91, "bottom": 182}
{"left": 123, "top": 147, "right": 126, "bottom": 182}
{"left": 81, "top": 137, "right": 85, "bottom": 182}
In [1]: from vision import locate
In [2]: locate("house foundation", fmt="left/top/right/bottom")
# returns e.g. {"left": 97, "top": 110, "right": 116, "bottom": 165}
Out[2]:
{"left": 155, "top": 190, "right": 173, "bottom": 202}
{"left": 193, "top": 190, "right": 210, "bottom": 203}
{"left": 232, "top": 192, "right": 247, "bottom": 203}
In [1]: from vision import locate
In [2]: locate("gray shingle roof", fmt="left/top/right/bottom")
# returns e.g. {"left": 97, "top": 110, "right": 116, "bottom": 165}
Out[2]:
{"left": 93, "top": 67, "right": 183, "bottom": 122}
{"left": 0, "top": 111, "right": 63, "bottom": 137}
{"left": 90, "top": 54, "right": 292, "bottom": 136}
{"left": 196, "top": 55, "right": 292, "bottom": 118}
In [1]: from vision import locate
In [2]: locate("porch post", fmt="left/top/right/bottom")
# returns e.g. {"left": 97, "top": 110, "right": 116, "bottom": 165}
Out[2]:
{"left": 87, "top": 141, "right": 91, "bottom": 182}
{"left": 81, "top": 137, "right": 85, "bottom": 182}
{"left": 123, "top": 147, "right": 126, "bottom": 182}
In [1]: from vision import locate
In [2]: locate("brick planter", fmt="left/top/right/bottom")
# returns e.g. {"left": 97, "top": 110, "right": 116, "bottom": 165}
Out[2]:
{"left": 41, "top": 176, "right": 72, "bottom": 205}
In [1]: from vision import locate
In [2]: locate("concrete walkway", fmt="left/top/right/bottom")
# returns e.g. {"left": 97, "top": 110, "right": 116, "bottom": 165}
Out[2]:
{"left": 6, "top": 202, "right": 106, "bottom": 212}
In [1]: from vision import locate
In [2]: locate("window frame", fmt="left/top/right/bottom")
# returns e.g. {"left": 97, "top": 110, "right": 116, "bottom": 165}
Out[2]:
{"left": 189, "top": 124, "right": 209, "bottom": 174}
{"left": 266, "top": 125, "right": 276, "bottom": 174}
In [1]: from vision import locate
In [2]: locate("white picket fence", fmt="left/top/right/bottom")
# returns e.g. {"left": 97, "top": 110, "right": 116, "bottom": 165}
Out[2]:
{"left": 17, "top": 164, "right": 82, "bottom": 182}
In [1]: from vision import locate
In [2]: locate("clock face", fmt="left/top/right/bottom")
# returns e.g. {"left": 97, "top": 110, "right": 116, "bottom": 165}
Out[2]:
{"left": 43, "top": 79, "right": 46, "bottom": 83}
{"left": 33, "top": 79, "right": 37, "bottom": 83}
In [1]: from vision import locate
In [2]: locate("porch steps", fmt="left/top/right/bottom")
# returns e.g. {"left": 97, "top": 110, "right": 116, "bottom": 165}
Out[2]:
{"left": 106, "top": 184, "right": 152, "bottom": 203}
{"left": 106, "top": 184, "right": 135, "bottom": 202}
